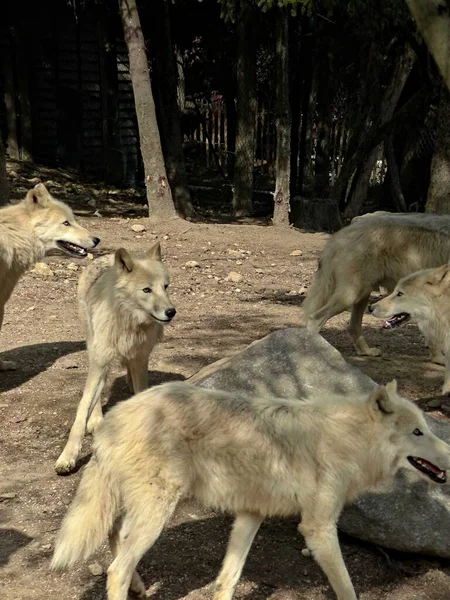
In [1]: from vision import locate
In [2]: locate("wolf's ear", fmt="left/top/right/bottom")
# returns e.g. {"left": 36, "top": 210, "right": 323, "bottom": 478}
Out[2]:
{"left": 115, "top": 248, "right": 133, "bottom": 273}
{"left": 385, "top": 379, "right": 397, "bottom": 396}
{"left": 25, "top": 183, "right": 50, "bottom": 208}
{"left": 426, "top": 264, "right": 450, "bottom": 287}
{"left": 368, "top": 385, "right": 395, "bottom": 416}
{"left": 147, "top": 242, "right": 162, "bottom": 261}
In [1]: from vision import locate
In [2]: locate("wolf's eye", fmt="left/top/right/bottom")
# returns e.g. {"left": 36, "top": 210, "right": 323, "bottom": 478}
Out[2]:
{"left": 62, "top": 220, "right": 71, "bottom": 226}
{"left": 396, "top": 291, "right": 403, "bottom": 297}
{"left": 142, "top": 287, "right": 152, "bottom": 294}
{"left": 413, "top": 428, "right": 423, "bottom": 436}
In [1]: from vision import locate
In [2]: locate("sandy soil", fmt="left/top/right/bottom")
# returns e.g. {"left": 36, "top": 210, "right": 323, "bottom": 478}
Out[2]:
{"left": 1, "top": 161, "right": 450, "bottom": 600}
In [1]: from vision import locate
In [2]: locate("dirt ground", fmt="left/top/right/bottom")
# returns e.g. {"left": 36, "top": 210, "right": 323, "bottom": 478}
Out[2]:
{"left": 1, "top": 162, "right": 450, "bottom": 600}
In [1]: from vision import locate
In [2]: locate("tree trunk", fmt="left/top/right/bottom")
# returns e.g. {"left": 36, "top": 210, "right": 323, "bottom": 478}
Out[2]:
{"left": 406, "top": 0, "right": 450, "bottom": 93}
{"left": 176, "top": 49, "right": 185, "bottom": 112}
{"left": 343, "top": 43, "right": 416, "bottom": 219}
{"left": 334, "top": 40, "right": 391, "bottom": 212}
{"left": 297, "top": 16, "right": 315, "bottom": 193}
{"left": 292, "top": 196, "right": 342, "bottom": 232}
{"left": 314, "top": 51, "right": 332, "bottom": 196}
{"left": 3, "top": 46, "right": 19, "bottom": 161}
{"left": 233, "top": 0, "right": 257, "bottom": 216}
{"left": 426, "top": 86, "right": 450, "bottom": 213}
{"left": 0, "top": 132, "right": 9, "bottom": 204}
{"left": 118, "top": 0, "right": 176, "bottom": 220}
{"left": 289, "top": 14, "right": 301, "bottom": 197}
{"left": 14, "top": 18, "right": 32, "bottom": 161}
{"left": 224, "top": 91, "right": 236, "bottom": 177}
{"left": 98, "top": 0, "right": 122, "bottom": 185}
{"left": 151, "top": 0, "right": 195, "bottom": 219}
{"left": 385, "top": 135, "right": 408, "bottom": 211}
{"left": 273, "top": 7, "right": 291, "bottom": 227}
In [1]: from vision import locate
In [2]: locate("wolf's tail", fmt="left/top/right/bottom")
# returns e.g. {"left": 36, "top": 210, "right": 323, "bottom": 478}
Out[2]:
{"left": 301, "top": 253, "right": 336, "bottom": 319}
{"left": 51, "top": 456, "right": 119, "bottom": 570}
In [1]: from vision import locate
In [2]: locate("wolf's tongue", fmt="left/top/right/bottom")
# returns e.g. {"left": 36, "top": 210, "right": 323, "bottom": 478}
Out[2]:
{"left": 381, "top": 318, "right": 395, "bottom": 330}
{"left": 425, "top": 461, "right": 443, "bottom": 476}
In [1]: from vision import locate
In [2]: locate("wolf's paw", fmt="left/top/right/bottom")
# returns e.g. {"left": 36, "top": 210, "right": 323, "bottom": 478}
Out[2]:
{"left": 86, "top": 415, "right": 103, "bottom": 434}
{"left": 130, "top": 572, "right": 147, "bottom": 598}
{"left": 0, "top": 359, "right": 17, "bottom": 371}
{"left": 55, "top": 453, "right": 77, "bottom": 475}
{"left": 356, "top": 346, "right": 381, "bottom": 357}
{"left": 365, "top": 347, "right": 382, "bottom": 357}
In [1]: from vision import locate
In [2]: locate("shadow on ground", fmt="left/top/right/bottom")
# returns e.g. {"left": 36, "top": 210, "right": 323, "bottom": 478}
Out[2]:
{"left": 0, "top": 529, "right": 33, "bottom": 567}
{"left": 0, "top": 341, "right": 86, "bottom": 393}
{"left": 77, "top": 514, "right": 444, "bottom": 600}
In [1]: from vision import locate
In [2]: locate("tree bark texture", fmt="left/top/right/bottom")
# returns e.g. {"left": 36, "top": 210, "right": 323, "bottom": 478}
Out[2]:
{"left": 406, "top": 0, "right": 450, "bottom": 93}
{"left": 292, "top": 197, "right": 342, "bottom": 232}
{"left": 289, "top": 15, "right": 301, "bottom": 197}
{"left": 297, "top": 18, "right": 315, "bottom": 193}
{"left": 118, "top": 0, "right": 176, "bottom": 220}
{"left": 3, "top": 47, "right": 19, "bottom": 161}
{"left": 314, "top": 51, "right": 333, "bottom": 196}
{"left": 14, "top": 18, "right": 32, "bottom": 161}
{"left": 426, "top": 86, "right": 450, "bottom": 213}
{"left": 385, "top": 135, "right": 408, "bottom": 211}
{"left": 0, "top": 132, "right": 9, "bottom": 204}
{"left": 273, "top": 7, "right": 291, "bottom": 227}
{"left": 233, "top": 0, "right": 257, "bottom": 216}
{"left": 151, "top": 0, "right": 195, "bottom": 219}
{"left": 343, "top": 43, "right": 416, "bottom": 219}
{"left": 98, "top": 0, "right": 121, "bottom": 185}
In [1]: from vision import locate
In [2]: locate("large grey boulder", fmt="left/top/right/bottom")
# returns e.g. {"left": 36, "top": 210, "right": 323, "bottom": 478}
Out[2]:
{"left": 189, "top": 327, "right": 450, "bottom": 557}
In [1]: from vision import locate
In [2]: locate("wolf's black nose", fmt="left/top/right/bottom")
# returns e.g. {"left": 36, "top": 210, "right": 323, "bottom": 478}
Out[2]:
{"left": 368, "top": 304, "right": 374, "bottom": 313}
{"left": 92, "top": 237, "right": 101, "bottom": 247}
{"left": 165, "top": 308, "right": 176, "bottom": 320}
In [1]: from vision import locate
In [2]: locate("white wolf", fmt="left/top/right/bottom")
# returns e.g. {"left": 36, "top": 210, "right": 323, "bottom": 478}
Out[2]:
{"left": 0, "top": 183, "right": 99, "bottom": 370}
{"left": 370, "top": 263, "right": 450, "bottom": 395}
{"left": 52, "top": 380, "right": 450, "bottom": 600}
{"left": 302, "top": 213, "right": 450, "bottom": 357}
{"left": 55, "top": 243, "right": 175, "bottom": 474}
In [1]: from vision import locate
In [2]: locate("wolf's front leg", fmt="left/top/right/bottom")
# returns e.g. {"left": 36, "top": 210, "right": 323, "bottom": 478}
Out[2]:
{"left": 55, "top": 362, "right": 108, "bottom": 474}
{"left": 127, "top": 355, "right": 149, "bottom": 395}
{"left": 348, "top": 296, "right": 381, "bottom": 357}
{"left": 299, "top": 513, "right": 357, "bottom": 600}
{"left": 442, "top": 356, "right": 450, "bottom": 396}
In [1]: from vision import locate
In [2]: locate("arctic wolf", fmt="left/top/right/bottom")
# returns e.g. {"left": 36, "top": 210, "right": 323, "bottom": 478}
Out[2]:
{"left": 370, "top": 263, "right": 450, "bottom": 395}
{"left": 52, "top": 380, "right": 450, "bottom": 600}
{"left": 55, "top": 243, "right": 176, "bottom": 474}
{"left": 302, "top": 213, "right": 450, "bottom": 357}
{"left": 0, "top": 183, "right": 99, "bottom": 370}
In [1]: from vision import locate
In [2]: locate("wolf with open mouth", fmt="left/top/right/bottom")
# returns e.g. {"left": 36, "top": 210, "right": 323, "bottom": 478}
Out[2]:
{"left": 0, "top": 183, "right": 100, "bottom": 370}
{"left": 52, "top": 379, "right": 450, "bottom": 600}
{"left": 370, "top": 263, "right": 450, "bottom": 395}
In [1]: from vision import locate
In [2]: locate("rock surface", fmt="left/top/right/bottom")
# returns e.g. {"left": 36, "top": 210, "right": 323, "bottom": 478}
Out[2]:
{"left": 189, "top": 327, "right": 450, "bottom": 558}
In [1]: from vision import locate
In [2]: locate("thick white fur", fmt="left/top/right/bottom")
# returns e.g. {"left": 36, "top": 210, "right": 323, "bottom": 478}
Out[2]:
{"left": 55, "top": 243, "right": 175, "bottom": 474}
{"left": 0, "top": 183, "right": 98, "bottom": 370}
{"left": 302, "top": 213, "right": 450, "bottom": 357}
{"left": 52, "top": 380, "right": 450, "bottom": 600}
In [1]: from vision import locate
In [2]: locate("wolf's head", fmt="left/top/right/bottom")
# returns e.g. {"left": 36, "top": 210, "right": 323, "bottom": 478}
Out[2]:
{"left": 24, "top": 184, "right": 100, "bottom": 257}
{"left": 368, "top": 381, "right": 450, "bottom": 485}
{"left": 114, "top": 244, "right": 176, "bottom": 325}
{"left": 369, "top": 264, "right": 450, "bottom": 330}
